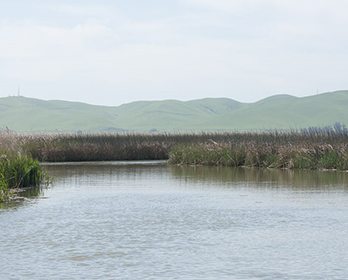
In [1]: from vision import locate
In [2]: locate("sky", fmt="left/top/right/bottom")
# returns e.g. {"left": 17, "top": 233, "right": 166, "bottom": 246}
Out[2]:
{"left": 0, "top": 0, "right": 347, "bottom": 106}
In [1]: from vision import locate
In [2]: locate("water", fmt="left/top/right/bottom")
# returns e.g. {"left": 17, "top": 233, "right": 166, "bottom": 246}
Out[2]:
{"left": 1, "top": 161, "right": 348, "bottom": 279}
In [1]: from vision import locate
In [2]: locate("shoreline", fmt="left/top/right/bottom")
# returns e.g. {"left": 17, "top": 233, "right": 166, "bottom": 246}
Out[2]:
{"left": 2, "top": 130, "right": 348, "bottom": 202}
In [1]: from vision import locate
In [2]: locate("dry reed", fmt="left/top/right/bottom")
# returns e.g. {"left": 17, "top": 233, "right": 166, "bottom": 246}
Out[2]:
{"left": 2, "top": 129, "right": 348, "bottom": 169}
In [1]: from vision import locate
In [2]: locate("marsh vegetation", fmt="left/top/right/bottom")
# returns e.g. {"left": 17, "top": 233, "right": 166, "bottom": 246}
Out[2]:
{"left": 1, "top": 126, "right": 348, "bottom": 201}
{"left": 3, "top": 129, "right": 348, "bottom": 168}
{"left": 0, "top": 132, "right": 45, "bottom": 202}
{"left": 20, "top": 128, "right": 348, "bottom": 171}
{"left": 169, "top": 126, "right": 348, "bottom": 170}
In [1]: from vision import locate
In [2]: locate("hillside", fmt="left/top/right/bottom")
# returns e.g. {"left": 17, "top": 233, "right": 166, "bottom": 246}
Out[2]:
{"left": 0, "top": 91, "right": 347, "bottom": 132}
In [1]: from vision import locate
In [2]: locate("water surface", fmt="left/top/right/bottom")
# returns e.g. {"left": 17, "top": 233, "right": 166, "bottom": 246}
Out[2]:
{"left": 1, "top": 162, "right": 348, "bottom": 279}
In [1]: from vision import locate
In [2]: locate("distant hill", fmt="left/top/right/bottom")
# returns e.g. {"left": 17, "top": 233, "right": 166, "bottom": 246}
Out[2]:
{"left": 1, "top": 90, "right": 348, "bottom": 132}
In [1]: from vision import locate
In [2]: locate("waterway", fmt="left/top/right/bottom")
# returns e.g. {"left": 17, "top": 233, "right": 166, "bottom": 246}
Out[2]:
{"left": 1, "top": 161, "right": 348, "bottom": 279}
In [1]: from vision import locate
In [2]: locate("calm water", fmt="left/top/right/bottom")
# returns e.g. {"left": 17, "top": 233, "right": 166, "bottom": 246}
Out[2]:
{"left": 1, "top": 161, "right": 348, "bottom": 280}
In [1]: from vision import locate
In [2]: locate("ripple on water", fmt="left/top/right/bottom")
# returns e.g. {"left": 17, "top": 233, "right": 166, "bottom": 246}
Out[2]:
{"left": 1, "top": 164, "right": 348, "bottom": 279}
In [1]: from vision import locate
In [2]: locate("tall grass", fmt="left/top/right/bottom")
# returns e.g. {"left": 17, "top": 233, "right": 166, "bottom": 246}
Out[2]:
{"left": 17, "top": 129, "right": 348, "bottom": 163}
{"left": 169, "top": 141, "right": 348, "bottom": 170}
{"left": 0, "top": 151, "right": 45, "bottom": 188}
{"left": 3, "top": 128, "right": 348, "bottom": 170}
{"left": 2, "top": 128, "right": 347, "bottom": 199}
{"left": 0, "top": 131, "right": 46, "bottom": 202}
{"left": 21, "top": 132, "right": 232, "bottom": 162}
{"left": 0, "top": 174, "right": 12, "bottom": 202}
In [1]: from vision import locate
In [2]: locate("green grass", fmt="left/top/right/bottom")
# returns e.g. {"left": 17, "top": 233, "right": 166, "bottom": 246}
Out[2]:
{"left": 0, "top": 174, "right": 12, "bottom": 202}
{"left": 0, "top": 151, "right": 45, "bottom": 202}
{"left": 0, "top": 132, "right": 46, "bottom": 202}
{"left": 1, "top": 90, "right": 348, "bottom": 132}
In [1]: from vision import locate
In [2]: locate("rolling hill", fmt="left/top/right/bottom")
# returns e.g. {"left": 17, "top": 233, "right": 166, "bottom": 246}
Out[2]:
{"left": 0, "top": 90, "right": 347, "bottom": 132}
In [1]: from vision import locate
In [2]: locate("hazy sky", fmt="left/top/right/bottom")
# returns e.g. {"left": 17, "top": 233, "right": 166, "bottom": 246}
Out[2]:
{"left": 1, "top": 0, "right": 347, "bottom": 106}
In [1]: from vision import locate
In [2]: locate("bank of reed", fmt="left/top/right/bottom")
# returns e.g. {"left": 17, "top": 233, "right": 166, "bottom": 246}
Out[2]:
{"left": 20, "top": 133, "right": 233, "bottom": 162}
{"left": 168, "top": 131, "right": 348, "bottom": 170}
{"left": 13, "top": 130, "right": 348, "bottom": 168}
{"left": 169, "top": 142, "right": 348, "bottom": 170}
{"left": 2, "top": 128, "right": 348, "bottom": 179}
{"left": 2, "top": 129, "right": 347, "bottom": 200}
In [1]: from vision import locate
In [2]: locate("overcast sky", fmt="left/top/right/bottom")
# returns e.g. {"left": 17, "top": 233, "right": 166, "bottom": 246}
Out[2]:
{"left": 0, "top": 0, "right": 347, "bottom": 106}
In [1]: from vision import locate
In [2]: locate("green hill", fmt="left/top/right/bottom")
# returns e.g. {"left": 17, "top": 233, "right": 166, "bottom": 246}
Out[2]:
{"left": 1, "top": 90, "right": 348, "bottom": 132}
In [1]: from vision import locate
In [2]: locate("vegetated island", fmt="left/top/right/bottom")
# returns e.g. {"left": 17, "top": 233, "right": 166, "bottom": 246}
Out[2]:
{"left": 2, "top": 124, "right": 348, "bottom": 201}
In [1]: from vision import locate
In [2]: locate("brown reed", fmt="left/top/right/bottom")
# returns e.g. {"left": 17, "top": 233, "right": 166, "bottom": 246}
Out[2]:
{"left": 168, "top": 141, "right": 348, "bottom": 170}
{"left": 2, "top": 130, "right": 348, "bottom": 170}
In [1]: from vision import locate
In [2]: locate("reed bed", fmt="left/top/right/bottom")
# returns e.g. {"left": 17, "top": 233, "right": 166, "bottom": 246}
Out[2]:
{"left": 169, "top": 141, "right": 348, "bottom": 170}
{"left": 2, "top": 128, "right": 347, "bottom": 200}
{"left": 12, "top": 129, "right": 348, "bottom": 165}
{"left": 20, "top": 132, "right": 239, "bottom": 162}
{"left": 3, "top": 128, "right": 348, "bottom": 169}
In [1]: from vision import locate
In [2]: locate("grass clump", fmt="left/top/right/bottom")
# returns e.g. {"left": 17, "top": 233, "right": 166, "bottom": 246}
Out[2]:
{"left": 0, "top": 131, "right": 46, "bottom": 202}
{"left": 0, "top": 151, "right": 45, "bottom": 188}
{"left": 0, "top": 151, "right": 45, "bottom": 202}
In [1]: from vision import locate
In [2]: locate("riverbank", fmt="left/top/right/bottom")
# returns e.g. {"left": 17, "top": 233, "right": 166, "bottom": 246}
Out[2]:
{"left": 9, "top": 130, "right": 348, "bottom": 164}
{"left": 1, "top": 129, "right": 348, "bottom": 200}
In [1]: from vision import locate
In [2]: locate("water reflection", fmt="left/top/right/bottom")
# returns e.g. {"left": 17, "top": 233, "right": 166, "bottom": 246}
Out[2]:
{"left": 43, "top": 161, "right": 348, "bottom": 192}
{"left": 20, "top": 186, "right": 44, "bottom": 198}
{"left": 2, "top": 161, "right": 348, "bottom": 280}
{"left": 42, "top": 161, "right": 166, "bottom": 178}
{"left": 42, "top": 161, "right": 170, "bottom": 192}
{"left": 170, "top": 165, "right": 348, "bottom": 190}
{"left": 0, "top": 186, "right": 43, "bottom": 210}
